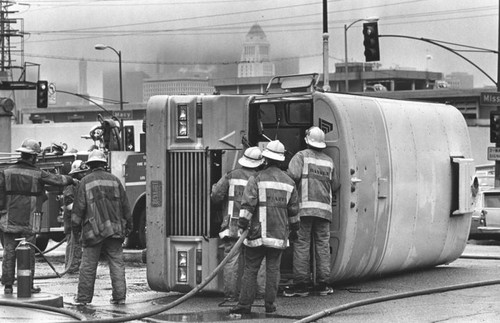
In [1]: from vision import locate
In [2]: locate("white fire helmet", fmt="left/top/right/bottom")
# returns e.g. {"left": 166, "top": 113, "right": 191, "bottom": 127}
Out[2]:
{"left": 305, "top": 126, "right": 326, "bottom": 148}
{"left": 16, "top": 138, "right": 42, "bottom": 155}
{"left": 262, "top": 140, "right": 286, "bottom": 161}
{"left": 69, "top": 160, "right": 89, "bottom": 175}
{"left": 86, "top": 149, "right": 107, "bottom": 164}
{"left": 238, "top": 147, "right": 264, "bottom": 168}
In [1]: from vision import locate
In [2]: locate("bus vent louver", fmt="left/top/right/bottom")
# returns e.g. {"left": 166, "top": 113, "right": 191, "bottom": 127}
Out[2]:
{"left": 168, "top": 151, "right": 209, "bottom": 236}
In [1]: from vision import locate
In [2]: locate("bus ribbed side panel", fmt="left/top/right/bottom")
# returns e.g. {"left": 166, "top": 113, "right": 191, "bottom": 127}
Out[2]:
{"left": 167, "top": 151, "right": 209, "bottom": 236}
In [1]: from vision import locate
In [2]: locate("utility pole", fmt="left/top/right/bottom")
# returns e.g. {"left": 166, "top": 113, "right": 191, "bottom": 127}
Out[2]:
{"left": 322, "top": 0, "right": 330, "bottom": 91}
{"left": 496, "top": 0, "right": 500, "bottom": 187}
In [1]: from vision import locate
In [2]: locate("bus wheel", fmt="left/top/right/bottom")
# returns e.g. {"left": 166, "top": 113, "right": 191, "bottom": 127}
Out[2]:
{"left": 137, "top": 209, "right": 146, "bottom": 249}
{"left": 50, "top": 232, "right": 65, "bottom": 243}
{"left": 35, "top": 234, "right": 49, "bottom": 252}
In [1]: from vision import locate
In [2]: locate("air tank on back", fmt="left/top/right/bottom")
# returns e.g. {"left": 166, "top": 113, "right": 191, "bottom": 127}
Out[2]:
{"left": 313, "top": 92, "right": 474, "bottom": 283}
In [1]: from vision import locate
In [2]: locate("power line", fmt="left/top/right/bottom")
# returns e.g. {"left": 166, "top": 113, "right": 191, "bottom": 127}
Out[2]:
{"left": 23, "top": 0, "right": 489, "bottom": 35}
{"left": 21, "top": 5, "right": 496, "bottom": 45}
{"left": 28, "top": 1, "right": 321, "bottom": 33}
{"left": 20, "top": 52, "right": 344, "bottom": 65}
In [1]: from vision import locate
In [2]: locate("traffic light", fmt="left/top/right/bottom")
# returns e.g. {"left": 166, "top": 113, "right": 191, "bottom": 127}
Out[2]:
{"left": 490, "top": 111, "right": 500, "bottom": 143}
{"left": 36, "top": 80, "right": 48, "bottom": 108}
{"left": 362, "top": 22, "right": 380, "bottom": 62}
{"left": 124, "top": 125, "right": 135, "bottom": 151}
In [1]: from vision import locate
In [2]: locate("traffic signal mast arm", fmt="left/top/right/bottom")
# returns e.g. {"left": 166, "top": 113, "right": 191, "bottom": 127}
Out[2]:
{"left": 378, "top": 34, "right": 497, "bottom": 86}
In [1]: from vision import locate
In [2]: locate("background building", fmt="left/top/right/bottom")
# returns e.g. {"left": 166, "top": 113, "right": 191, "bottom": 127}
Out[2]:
{"left": 445, "top": 72, "right": 474, "bottom": 89}
{"left": 143, "top": 77, "right": 215, "bottom": 102}
{"left": 237, "top": 23, "right": 275, "bottom": 78}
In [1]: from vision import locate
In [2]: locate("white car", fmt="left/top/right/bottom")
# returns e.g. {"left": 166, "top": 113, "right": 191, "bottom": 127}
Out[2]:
{"left": 469, "top": 188, "right": 500, "bottom": 240}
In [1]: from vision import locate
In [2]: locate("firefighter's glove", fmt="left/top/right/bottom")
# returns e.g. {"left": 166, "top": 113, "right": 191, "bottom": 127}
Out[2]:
{"left": 238, "top": 217, "right": 249, "bottom": 231}
{"left": 289, "top": 230, "right": 298, "bottom": 242}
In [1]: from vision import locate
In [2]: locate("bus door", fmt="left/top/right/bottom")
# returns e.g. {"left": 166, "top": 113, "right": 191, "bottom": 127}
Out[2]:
{"left": 311, "top": 92, "right": 343, "bottom": 279}
{"left": 248, "top": 97, "right": 313, "bottom": 169}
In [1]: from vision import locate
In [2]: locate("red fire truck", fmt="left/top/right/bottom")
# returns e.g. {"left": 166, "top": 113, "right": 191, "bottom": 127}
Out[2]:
{"left": 1, "top": 117, "right": 147, "bottom": 250}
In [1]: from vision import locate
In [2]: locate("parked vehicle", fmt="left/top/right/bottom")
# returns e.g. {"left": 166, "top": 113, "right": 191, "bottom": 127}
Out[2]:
{"left": 474, "top": 163, "right": 494, "bottom": 191}
{"left": 469, "top": 188, "right": 500, "bottom": 240}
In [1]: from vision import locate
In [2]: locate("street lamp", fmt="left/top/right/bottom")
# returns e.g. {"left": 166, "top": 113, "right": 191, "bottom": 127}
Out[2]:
{"left": 344, "top": 17, "right": 379, "bottom": 92}
{"left": 94, "top": 44, "right": 124, "bottom": 151}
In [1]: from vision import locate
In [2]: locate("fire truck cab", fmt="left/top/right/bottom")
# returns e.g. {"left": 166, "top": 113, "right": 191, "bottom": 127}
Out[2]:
{"left": 145, "top": 74, "right": 475, "bottom": 292}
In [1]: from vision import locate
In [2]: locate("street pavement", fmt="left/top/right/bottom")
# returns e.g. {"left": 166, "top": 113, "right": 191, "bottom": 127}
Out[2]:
{"left": 0, "top": 239, "right": 499, "bottom": 322}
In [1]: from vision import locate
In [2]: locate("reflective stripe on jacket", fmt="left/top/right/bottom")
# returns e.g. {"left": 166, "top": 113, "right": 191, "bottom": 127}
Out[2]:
{"left": 239, "top": 165, "right": 299, "bottom": 249}
{"left": 72, "top": 167, "right": 132, "bottom": 247}
{"left": 287, "top": 149, "right": 339, "bottom": 221}
{"left": 63, "top": 184, "right": 76, "bottom": 234}
{"left": 211, "top": 167, "right": 256, "bottom": 239}
{"left": 0, "top": 160, "right": 73, "bottom": 234}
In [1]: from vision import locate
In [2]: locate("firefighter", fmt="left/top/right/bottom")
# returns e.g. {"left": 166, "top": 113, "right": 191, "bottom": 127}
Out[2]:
{"left": 230, "top": 140, "right": 300, "bottom": 314}
{"left": 283, "top": 126, "right": 340, "bottom": 297}
{"left": 63, "top": 160, "right": 89, "bottom": 274}
{"left": 71, "top": 149, "right": 132, "bottom": 305}
{"left": 211, "top": 147, "right": 266, "bottom": 302}
{"left": 0, "top": 138, "right": 76, "bottom": 295}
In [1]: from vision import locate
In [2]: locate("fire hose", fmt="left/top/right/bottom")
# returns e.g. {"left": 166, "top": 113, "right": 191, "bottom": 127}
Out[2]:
{"left": 295, "top": 278, "right": 500, "bottom": 323}
{"left": 3, "top": 234, "right": 498, "bottom": 322}
{"left": 293, "top": 253, "right": 500, "bottom": 322}
{"left": 0, "top": 230, "right": 249, "bottom": 323}
{"left": 33, "top": 236, "right": 78, "bottom": 279}
{"left": 35, "top": 236, "right": 68, "bottom": 255}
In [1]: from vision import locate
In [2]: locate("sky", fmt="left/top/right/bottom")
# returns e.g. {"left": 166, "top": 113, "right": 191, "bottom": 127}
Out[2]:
{"left": 6, "top": 0, "right": 499, "bottom": 100}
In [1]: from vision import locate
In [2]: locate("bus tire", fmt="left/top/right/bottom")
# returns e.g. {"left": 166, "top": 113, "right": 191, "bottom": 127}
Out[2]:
{"left": 50, "top": 232, "right": 65, "bottom": 243}
{"left": 35, "top": 234, "right": 49, "bottom": 252}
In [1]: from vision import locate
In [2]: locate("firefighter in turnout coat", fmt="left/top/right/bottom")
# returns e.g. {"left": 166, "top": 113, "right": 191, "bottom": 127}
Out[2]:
{"left": 230, "top": 140, "right": 300, "bottom": 314}
{"left": 211, "top": 147, "right": 266, "bottom": 301}
{"left": 284, "top": 126, "right": 340, "bottom": 297}
{"left": 71, "top": 149, "right": 132, "bottom": 305}
{"left": 63, "top": 160, "right": 89, "bottom": 274}
{"left": 0, "top": 139, "right": 75, "bottom": 295}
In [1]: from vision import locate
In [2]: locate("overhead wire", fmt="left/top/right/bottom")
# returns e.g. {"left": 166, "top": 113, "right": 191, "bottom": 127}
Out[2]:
{"left": 20, "top": 5, "right": 496, "bottom": 45}
{"left": 20, "top": 0, "right": 493, "bottom": 36}
{"left": 8, "top": 0, "right": 496, "bottom": 77}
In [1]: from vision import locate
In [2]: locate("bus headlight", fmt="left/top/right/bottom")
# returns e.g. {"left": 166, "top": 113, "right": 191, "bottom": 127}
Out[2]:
{"left": 177, "top": 105, "right": 188, "bottom": 137}
{"left": 178, "top": 121, "right": 188, "bottom": 136}
{"left": 177, "top": 251, "right": 188, "bottom": 282}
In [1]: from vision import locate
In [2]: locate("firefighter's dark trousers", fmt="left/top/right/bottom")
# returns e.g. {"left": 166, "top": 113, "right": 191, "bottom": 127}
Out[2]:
{"left": 238, "top": 245, "right": 283, "bottom": 310}
{"left": 1, "top": 232, "right": 36, "bottom": 286}
{"left": 292, "top": 216, "right": 331, "bottom": 285}
{"left": 75, "top": 237, "right": 126, "bottom": 303}
{"left": 65, "top": 232, "right": 82, "bottom": 273}
{"left": 221, "top": 238, "right": 266, "bottom": 300}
